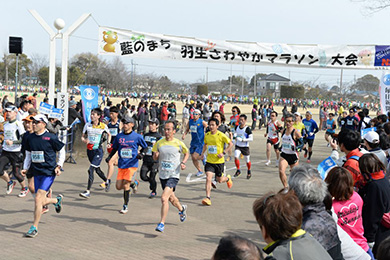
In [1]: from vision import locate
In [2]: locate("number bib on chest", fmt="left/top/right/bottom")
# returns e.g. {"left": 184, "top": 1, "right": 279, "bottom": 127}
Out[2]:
{"left": 208, "top": 145, "right": 217, "bottom": 154}
{"left": 146, "top": 147, "right": 153, "bottom": 156}
{"left": 31, "top": 151, "right": 45, "bottom": 163}
{"left": 109, "top": 128, "right": 118, "bottom": 136}
{"left": 190, "top": 125, "right": 197, "bottom": 133}
{"left": 161, "top": 161, "right": 174, "bottom": 171}
{"left": 120, "top": 148, "right": 132, "bottom": 158}
{"left": 4, "top": 130, "right": 13, "bottom": 140}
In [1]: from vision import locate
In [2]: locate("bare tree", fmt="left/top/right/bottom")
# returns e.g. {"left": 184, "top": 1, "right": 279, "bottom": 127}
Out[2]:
{"left": 30, "top": 53, "right": 48, "bottom": 85}
{"left": 353, "top": 0, "right": 390, "bottom": 13}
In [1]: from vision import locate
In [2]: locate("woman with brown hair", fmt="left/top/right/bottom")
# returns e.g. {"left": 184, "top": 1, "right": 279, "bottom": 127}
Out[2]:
{"left": 253, "top": 190, "right": 331, "bottom": 260}
{"left": 358, "top": 153, "right": 390, "bottom": 256}
{"left": 325, "top": 167, "right": 372, "bottom": 258}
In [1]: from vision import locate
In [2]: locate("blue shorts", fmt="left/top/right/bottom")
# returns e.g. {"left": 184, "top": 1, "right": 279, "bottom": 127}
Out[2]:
{"left": 87, "top": 148, "right": 103, "bottom": 167}
{"left": 190, "top": 144, "right": 203, "bottom": 155}
{"left": 34, "top": 175, "right": 55, "bottom": 192}
{"left": 160, "top": 178, "right": 179, "bottom": 192}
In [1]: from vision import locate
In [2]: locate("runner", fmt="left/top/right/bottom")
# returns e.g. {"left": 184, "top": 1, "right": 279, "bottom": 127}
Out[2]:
{"left": 153, "top": 121, "right": 189, "bottom": 232}
{"left": 140, "top": 118, "right": 162, "bottom": 198}
{"left": 21, "top": 114, "right": 65, "bottom": 238}
{"left": 101, "top": 106, "right": 122, "bottom": 192}
{"left": 279, "top": 113, "right": 303, "bottom": 188}
{"left": 182, "top": 109, "right": 207, "bottom": 177}
{"left": 105, "top": 115, "right": 147, "bottom": 213}
{"left": 324, "top": 113, "right": 337, "bottom": 144}
{"left": 80, "top": 108, "right": 111, "bottom": 199}
{"left": 233, "top": 114, "right": 254, "bottom": 179}
{"left": 302, "top": 111, "right": 319, "bottom": 163}
{"left": 264, "top": 111, "right": 282, "bottom": 167}
{"left": 200, "top": 118, "right": 233, "bottom": 206}
{"left": 227, "top": 106, "right": 240, "bottom": 161}
{"left": 0, "top": 104, "right": 28, "bottom": 196}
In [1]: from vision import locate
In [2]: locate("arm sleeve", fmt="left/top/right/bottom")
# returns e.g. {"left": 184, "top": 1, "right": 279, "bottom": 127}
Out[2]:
{"left": 23, "top": 151, "right": 32, "bottom": 170}
{"left": 57, "top": 147, "right": 66, "bottom": 167}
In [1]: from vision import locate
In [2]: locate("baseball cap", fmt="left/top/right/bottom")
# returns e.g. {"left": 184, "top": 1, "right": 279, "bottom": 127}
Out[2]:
{"left": 306, "top": 111, "right": 312, "bottom": 115}
{"left": 33, "top": 114, "right": 48, "bottom": 124}
{"left": 23, "top": 115, "right": 34, "bottom": 122}
{"left": 121, "top": 116, "right": 135, "bottom": 124}
{"left": 294, "top": 112, "right": 301, "bottom": 117}
{"left": 194, "top": 109, "right": 201, "bottom": 115}
{"left": 5, "top": 105, "right": 18, "bottom": 112}
{"left": 148, "top": 118, "right": 160, "bottom": 125}
{"left": 363, "top": 131, "right": 380, "bottom": 144}
{"left": 190, "top": 100, "right": 195, "bottom": 104}
{"left": 69, "top": 100, "right": 77, "bottom": 107}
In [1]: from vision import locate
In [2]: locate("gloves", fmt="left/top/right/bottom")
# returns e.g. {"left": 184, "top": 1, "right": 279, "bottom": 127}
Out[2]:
{"left": 236, "top": 137, "right": 243, "bottom": 142}
{"left": 309, "top": 133, "right": 314, "bottom": 136}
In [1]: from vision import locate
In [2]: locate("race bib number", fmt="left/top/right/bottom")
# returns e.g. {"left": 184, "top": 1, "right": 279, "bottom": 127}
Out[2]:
{"left": 161, "top": 161, "right": 174, "bottom": 171}
{"left": 109, "top": 128, "right": 118, "bottom": 136}
{"left": 145, "top": 136, "right": 156, "bottom": 143}
{"left": 31, "top": 151, "right": 45, "bottom": 163}
{"left": 120, "top": 148, "right": 132, "bottom": 158}
{"left": 89, "top": 135, "right": 98, "bottom": 144}
{"left": 347, "top": 120, "right": 353, "bottom": 126}
{"left": 190, "top": 125, "right": 197, "bottom": 133}
{"left": 4, "top": 130, "right": 13, "bottom": 140}
{"left": 282, "top": 143, "right": 292, "bottom": 150}
{"left": 208, "top": 145, "right": 218, "bottom": 154}
{"left": 146, "top": 147, "right": 153, "bottom": 156}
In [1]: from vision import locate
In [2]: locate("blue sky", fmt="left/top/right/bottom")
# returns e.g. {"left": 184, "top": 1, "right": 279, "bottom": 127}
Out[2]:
{"left": 1, "top": 0, "right": 390, "bottom": 87}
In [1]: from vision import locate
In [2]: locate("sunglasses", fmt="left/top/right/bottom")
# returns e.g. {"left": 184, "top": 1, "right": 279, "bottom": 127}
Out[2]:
{"left": 32, "top": 120, "right": 42, "bottom": 124}
{"left": 285, "top": 120, "right": 293, "bottom": 123}
{"left": 194, "top": 113, "right": 200, "bottom": 116}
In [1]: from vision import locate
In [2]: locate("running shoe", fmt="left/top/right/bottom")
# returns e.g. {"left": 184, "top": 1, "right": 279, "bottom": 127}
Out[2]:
{"left": 105, "top": 180, "right": 111, "bottom": 192}
{"left": 131, "top": 180, "right": 139, "bottom": 194}
{"left": 6, "top": 181, "right": 16, "bottom": 195}
{"left": 119, "top": 205, "right": 128, "bottom": 214}
{"left": 247, "top": 170, "right": 252, "bottom": 180}
{"left": 25, "top": 225, "right": 38, "bottom": 238}
{"left": 79, "top": 191, "right": 90, "bottom": 199}
{"left": 211, "top": 180, "right": 217, "bottom": 189}
{"left": 155, "top": 222, "right": 165, "bottom": 232}
{"left": 202, "top": 198, "right": 212, "bottom": 206}
{"left": 234, "top": 170, "right": 241, "bottom": 178}
{"left": 179, "top": 204, "right": 187, "bottom": 222}
{"left": 42, "top": 205, "right": 49, "bottom": 214}
{"left": 307, "top": 159, "right": 311, "bottom": 163}
{"left": 99, "top": 182, "right": 106, "bottom": 189}
{"left": 18, "top": 187, "right": 29, "bottom": 198}
{"left": 54, "top": 194, "right": 63, "bottom": 213}
{"left": 304, "top": 150, "right": 308, "bottom": 158}
{"left": 226, "top": 156, "right": 231, "bottom": 162}
{"left": 265, "top": 160, "right": 271, "bottom": 166}
{"left": 149, "top": 192, "right": 157, "bottom": 198}
{"left": 227, "top": 175, "right": 233, "bottom": 189}
{"left": 196, "top": 171, "right": 204, "bottom": 177}
{"left": 275, "top": 159, "right": 279, "bottom": 167}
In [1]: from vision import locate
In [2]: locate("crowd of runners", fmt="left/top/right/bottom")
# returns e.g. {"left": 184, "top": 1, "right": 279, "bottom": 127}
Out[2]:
{"left": 2, "top": 93, "right": 390, "bottom": 259}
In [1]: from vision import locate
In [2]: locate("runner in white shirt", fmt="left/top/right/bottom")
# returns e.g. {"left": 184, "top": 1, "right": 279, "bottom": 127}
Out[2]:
{"left": 264, "top": 111, "right": 283, "bottom": 167}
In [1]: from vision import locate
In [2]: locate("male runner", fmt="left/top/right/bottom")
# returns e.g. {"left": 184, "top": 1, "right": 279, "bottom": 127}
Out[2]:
{"left": 153, "top": 121, "right": 189, "bottom": 232}
{"left": 21, "top": 114, "right": 65, "bottom": 238}
{"left": 302, "top": 111, "right": 319, "bottom": 163}
{"left": 80, "top": 108, "right": 111, "bottom": 199}
{"left": 264, "top": 111, "right": 282, "bottom": 167}
{"left": 106, "top": 115, "right": 147, "bottom": 213}
{"left": 182, "top": 109, "right": 207, "bottom": 177}
{"left": 324, "top": 113, "right": 337, "bottom": 144}
{"left": 233, "top": 114, "right": 253, "bottom": 179}
{"left": 227, "top": 106, "right": 241, "bottom": 161}
{"left": 0, "top": 104, "right": 27, "bottom": 196}
{"left": 200, "top": 118, "right": 233, "bottom": 206}
{"left": 140, "top": 118, "right": 162, "bottom": 198}
{"left": 101, "top": 106, "right": 122, "bottom": 191}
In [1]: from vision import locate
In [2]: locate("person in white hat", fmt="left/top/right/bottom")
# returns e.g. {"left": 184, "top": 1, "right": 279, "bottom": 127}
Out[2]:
{"left": 362, "top": 131, "right": 388, "bottom": 169}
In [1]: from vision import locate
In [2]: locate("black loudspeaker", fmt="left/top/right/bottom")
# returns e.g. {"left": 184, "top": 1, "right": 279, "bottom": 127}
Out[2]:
{"left": 9, "top": 37, "right": 23, "bottom": 54}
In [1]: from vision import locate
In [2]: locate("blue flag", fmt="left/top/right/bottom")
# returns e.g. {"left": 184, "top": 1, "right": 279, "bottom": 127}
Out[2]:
{"left": 317, "top": 156, "right": 337, "bottom": 180}
{"left": 80, "top": 85, "right": 99, "bottom": 123}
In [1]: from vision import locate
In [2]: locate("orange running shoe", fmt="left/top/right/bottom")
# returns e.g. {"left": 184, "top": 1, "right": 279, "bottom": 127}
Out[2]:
{"left": 202, "top": 198, "right": 211, "bottom": 206}
{"left": 227, "top": 175, "right": 233, "bottom": 189}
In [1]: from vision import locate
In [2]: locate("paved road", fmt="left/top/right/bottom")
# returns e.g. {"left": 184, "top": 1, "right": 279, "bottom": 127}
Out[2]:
{"left": 1, "top": 128, "right": 332, "bottom": 260}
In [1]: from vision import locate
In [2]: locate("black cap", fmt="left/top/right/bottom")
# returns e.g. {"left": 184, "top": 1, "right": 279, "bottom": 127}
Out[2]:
{"left": 148, "top": 118, "right": 159, "bottom": 125}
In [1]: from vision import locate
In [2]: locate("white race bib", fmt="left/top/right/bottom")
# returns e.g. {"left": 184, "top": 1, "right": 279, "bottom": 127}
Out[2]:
{"left": 190, "top": 125, "right": 197, "bottom": 133}
{"left": 347, "top": 120, "right": 353, "bottom": 125}
{"left": 31, "top": 151, "right": 45, "bottom": 163}
{"left": 120, "top": 148, "right": 132, "bottom": 158}
{"left": 282, "top": 143, "right": 292, "bottom": 150}
{"left": 4, "top": 130, "right": 13, "bottom": 140}
{"left": 161, "top": 161, "right": 174, "bottom": 171}
{"left": 109, "top": 128, "right": 118, "bottom": 136}
{"left": 146, "top": 147, "right": 153, "bottom": 156}
{"left": 208, "top": 145, "right": 218, "bottom": 154}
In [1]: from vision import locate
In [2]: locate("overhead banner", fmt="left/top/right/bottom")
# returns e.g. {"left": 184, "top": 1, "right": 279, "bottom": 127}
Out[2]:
{"left": 80, "top": 85, "right": 99, "bottom": 123}
{"left": 380, "top": 73, "right": 390, "bottom": 114}
{"left": 98, "top": 26, "right": 390, "bottom": 69}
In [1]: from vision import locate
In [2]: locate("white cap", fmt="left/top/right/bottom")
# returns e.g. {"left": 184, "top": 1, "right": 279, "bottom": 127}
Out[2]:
{"left": 294, "top": 112, "right": 301, "bottom": 117}
{"left": 32, "top": 114, "right": 48, "bottom": 124}
{"left": 363, "top": 131, "right": 379, "bottom": 144}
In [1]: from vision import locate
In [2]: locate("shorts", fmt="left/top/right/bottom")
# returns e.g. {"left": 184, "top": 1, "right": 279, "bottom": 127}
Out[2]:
{"left": 190, "top": 144, "right": 203, "bottom": 155}
{"left": 325, "top": 131, "right": 335, "bottom": 137}
{"left": 141, "top": 161, "right": 159, "bottom": 174}
{"left": 160, "top": 177, "right": 179, "bottom": 192}
{"left": 26, "top": 169, "right": 34, "bottom": 179}
{"left": 267, "top": 138, "right": 280, "bottom": 150}
{"left": 205, "top": 162, "right": 224, "bottom": 177}
{"left": 235, "top": 146, "right": 250, "bottom": 156}
{"left": 280, "top": 152, "right": 299, "bottom": 166}
{"left": 34, "top": 175, "right": 55, "bottom": 192}
{"left": 117, "top": 167, "right": 137, "bottom": 181}
{"left": 87, "top": 148, "right": 103, "bottom": 167}
{"left": 304, "top": 138, "right": 314, "bottom": 148}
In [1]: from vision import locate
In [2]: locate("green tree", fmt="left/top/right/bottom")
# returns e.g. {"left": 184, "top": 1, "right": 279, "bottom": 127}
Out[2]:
{"left": 197, "top": 84, "right": 208, "bottom": 95}
{"left": 351, "top": 74, "right": 380, "bottom": 92}
{"left": 280, "top": 85, "right": 304, "bottom": 98}
{"left": 38, "top": 66, "right": 49, "bottom": 86}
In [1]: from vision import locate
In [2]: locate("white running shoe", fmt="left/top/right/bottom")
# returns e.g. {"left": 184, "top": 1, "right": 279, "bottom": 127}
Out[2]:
{"left": 265, "top": 160, "right": 271, "bottom": 166}
{"left": 275, "top": 159, "right": 279, "bottom": 167}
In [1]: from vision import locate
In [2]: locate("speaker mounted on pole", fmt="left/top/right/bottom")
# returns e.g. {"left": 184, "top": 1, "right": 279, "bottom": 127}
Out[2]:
{"left": 9, "top": 36, "right": 23, "bottom": 54}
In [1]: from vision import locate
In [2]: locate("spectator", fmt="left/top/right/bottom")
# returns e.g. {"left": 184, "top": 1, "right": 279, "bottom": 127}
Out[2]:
{"left": 377, "top": 236, "right": 390, "bottom": 260}
{"left": 212, "top": 235, "right": 263, "bottom": 260}
{"left": 362, "top": 131, "right": 388, "bottom": 169}
{"left": 288, "top": 164, "right": 344, "bottom": 260}
{"left": 181, "top": 103, "right": 190, "bottom": 134}
{"left": 253, "top": 189, "right": 332, "bottom": 260}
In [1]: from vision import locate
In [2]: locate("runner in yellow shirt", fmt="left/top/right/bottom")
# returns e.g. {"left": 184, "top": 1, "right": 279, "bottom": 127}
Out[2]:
{"left": 200, "top": 118, "right": 233, "bottom": 206}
